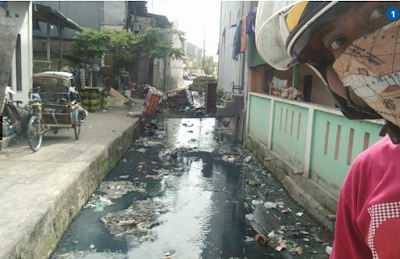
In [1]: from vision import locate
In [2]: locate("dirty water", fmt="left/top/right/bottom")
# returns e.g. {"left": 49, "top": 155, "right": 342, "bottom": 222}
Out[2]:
{"left": 52, "top": 118, "right": 332, "bottom": 259}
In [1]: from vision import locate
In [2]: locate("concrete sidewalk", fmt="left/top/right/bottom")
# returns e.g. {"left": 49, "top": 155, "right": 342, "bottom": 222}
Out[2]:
{"left": 0, "top": 105, "right": 144, "bottom": 259}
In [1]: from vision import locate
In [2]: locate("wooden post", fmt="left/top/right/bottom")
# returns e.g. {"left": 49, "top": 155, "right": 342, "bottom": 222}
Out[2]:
{"left": 57, "top": 26, "right": 64, "bottom": 70}
{"left": 163, "top": 57, "right": 166, "bottom": 92}
{"left": 46, "top": 23, "right": 51, "bottom": 66}
{"left": 292, "top": 64, "right": 299, "bottom": 89}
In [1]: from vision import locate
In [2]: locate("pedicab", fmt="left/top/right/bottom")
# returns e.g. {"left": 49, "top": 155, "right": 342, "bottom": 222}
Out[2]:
{"left": 27, "top": 71, "right": 81, "bottom": 152}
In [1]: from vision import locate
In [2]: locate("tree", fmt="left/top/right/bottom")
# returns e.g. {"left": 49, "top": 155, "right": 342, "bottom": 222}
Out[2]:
{"left": 134, "top": 27, "right": 185, "bottom": 60}
{"left": 72, "top": 27, "right": 185, "bottom": 85}
{"left": 203, "top": 56, "right": 216, "bottom": 76}
{"left": 72, "top": 28, "right": 111, "bottom": 60}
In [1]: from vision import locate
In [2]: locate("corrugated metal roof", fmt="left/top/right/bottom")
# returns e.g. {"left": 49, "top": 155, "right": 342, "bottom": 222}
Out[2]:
{"left": 33, "top": 3, "right": 82, "bottom": 31}
{"left": 33, "top": 1, "right": 104, "bottom": 40}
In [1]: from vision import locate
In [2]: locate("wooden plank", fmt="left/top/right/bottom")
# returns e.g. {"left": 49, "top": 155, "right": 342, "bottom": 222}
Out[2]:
{"left": 109, "top": 88, "right": 129, "bottom": 103}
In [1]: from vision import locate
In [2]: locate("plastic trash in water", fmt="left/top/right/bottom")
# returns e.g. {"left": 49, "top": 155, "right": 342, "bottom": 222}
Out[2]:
{"left": 245, "top": 214, "right": 254, "bottom": 221}
{"left": 99, "top": 196, "right": 113, "bottom": 206}
{"left": 244, "top": 236, "right": 254, "bottom": 243}
{"left": 252, "top": 200, "right": 263, "bottom": 206}
{"left": 94, "top": 202, "right": 104, "bottom": 211}
{"left": 264, "top": 202, "right": 277, "bottom": 209}
{"left": 244, "top": 156, "right": 252, "bottom": 163}
{"left": 139, "top": 235, "right": 155, "bottom": 243}
{"left": 326, "top": 246, "right": 332, "bottom": 255}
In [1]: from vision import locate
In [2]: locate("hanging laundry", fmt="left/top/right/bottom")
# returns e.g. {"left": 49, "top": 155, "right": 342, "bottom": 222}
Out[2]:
{"left": 246, "top": 11, "right": 256, "bottom": 34}
{"left": 232, "top": 20, "right": 242, "bottom": 60}
{"left": 240, "top": 16, "right": 247, "bottom": 53}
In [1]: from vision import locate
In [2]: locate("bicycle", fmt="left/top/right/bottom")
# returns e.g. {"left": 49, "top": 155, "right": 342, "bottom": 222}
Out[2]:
{"left": 27, "top": 87, "right": 44, "bottom": 152}
{"left": 26, "top": 78, "right": 82, "bottom": 152}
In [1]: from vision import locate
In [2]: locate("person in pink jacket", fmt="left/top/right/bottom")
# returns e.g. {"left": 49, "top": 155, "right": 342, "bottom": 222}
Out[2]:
{"left": 256, "top": 1, "right": 400, "bottom": 258}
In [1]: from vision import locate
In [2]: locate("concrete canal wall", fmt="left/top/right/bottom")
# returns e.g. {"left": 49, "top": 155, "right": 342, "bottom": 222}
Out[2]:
{"left": 0, "top": 108, "right": 144, "bottom": 259}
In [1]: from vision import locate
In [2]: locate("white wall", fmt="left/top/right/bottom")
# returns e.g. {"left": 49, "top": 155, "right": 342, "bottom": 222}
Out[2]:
{"left": 165, "top": 21, "right": 184, "bottom": 90}
{"left": 103, "top": 1, "right": 126, "bottom": 29}
{"left": 217, "top": 1, "right": 251, "bottom": 94}
{"left": 1, "top": 2, "right": 32, "bottom": 106}
{"left": 153, "top": 22, "right": 185, "bottom": 92}
{"left": 153, "top": 58, "right": 164, "bottom": 90}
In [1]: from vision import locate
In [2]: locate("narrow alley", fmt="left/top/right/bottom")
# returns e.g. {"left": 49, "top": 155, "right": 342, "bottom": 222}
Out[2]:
{"left": 52, "top": 118, "right": 332, "bottom": 259}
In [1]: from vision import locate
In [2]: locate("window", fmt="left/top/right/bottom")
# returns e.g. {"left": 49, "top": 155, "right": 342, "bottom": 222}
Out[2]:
{"left": 16, "top": 34, "right": 22, "bottom": 91}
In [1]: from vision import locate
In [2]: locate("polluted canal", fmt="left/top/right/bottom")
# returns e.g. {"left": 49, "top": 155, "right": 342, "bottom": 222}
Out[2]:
{"left": 52, "top": 118, "right": 332, "bottom": 259}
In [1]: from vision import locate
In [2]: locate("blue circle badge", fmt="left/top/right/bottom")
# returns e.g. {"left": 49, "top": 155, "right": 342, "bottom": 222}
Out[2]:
{"left": 387, "top": 7, "right": 399, "bottom": 21}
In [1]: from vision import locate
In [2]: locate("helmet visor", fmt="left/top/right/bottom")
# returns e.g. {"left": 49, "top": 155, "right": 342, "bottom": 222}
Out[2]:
{"left": 255, "top": 1, "right": 297, "bottom": 70}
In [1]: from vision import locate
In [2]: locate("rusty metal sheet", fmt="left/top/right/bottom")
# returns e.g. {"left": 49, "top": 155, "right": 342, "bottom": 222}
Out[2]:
{"left": 0, "top": 16, "right": 20, "bottom": 113}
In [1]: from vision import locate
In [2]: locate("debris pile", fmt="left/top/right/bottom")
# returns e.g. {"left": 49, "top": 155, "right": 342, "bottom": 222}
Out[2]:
{"left": 241, "top": 151, "right": 333, "bottom": 256}
{"left": 221, "top": 154, "right": 238, "bottom": 163}
{"left": 84, "top": 181, "right": 146, "bottom": 210}
{"left": 101, "top": 199, "right": 168, "bottom": 242}
{"left": 53, "top": 251, "right": 126, "bottom": 259}
{"left": 141, "top": 121, "right": 167, "bottom": 140}
{"left": 146, "top": 168, "right": 170, "bottom": 180}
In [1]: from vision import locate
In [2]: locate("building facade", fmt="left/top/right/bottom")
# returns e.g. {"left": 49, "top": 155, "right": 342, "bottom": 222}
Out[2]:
{"left": 0, "top": 1, "right": 33, "bottom": 108}
{"left": 185, "top": 41, "right": 203, "bottom": 69}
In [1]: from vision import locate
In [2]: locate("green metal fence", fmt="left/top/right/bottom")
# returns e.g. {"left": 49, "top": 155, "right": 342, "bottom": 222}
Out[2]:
{"left": 271, "top": 101, "right": 308, "bottom": 169}
{"left": 247, "top": 93, "right": 383, "bottom": 197}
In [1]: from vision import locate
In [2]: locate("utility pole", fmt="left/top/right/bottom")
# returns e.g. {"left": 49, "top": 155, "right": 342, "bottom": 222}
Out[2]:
{"left": 163, "top": 58, "right": 166, "bottom": 92}
{"left": 202, "top": 28, "right": 206, "bottom": 71}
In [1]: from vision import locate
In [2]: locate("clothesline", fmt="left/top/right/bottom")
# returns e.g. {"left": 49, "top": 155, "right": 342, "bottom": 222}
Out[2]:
{"left": 232, "top": 10, "right": 257, "bottom": 61}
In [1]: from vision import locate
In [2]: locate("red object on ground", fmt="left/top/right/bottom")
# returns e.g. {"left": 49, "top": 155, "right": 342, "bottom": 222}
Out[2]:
{"left": 127, "top": 81, "right": 134, "bottom": 90}
{"left": 254, "top": 234, "right": 267, "bottom": 245}
{"left": 143, "top": 87, "right": 163, "bottom": 116}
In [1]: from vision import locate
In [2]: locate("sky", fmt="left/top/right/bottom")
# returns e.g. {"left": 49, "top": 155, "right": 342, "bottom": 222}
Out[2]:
{"left": 150, "top": 1, "right": 221, "bottom": 57}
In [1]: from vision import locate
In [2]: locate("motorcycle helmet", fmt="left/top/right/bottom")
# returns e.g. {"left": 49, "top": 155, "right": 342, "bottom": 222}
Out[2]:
{"left": 256, "top": 1, "right": 381, "bottom": 118}
{"left": 255, "top": 1, "right": 400, "bottom": 143}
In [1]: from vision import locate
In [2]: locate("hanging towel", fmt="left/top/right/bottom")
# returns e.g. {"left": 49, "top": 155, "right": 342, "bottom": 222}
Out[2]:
{"left": 240, "top": 16, "right": 247, "bottom": 53}
{"left": 246, "top": 11, "right": 255, "bottom": 34}
{"left": 232, "top": 20, "right": 242, "bottom": 60}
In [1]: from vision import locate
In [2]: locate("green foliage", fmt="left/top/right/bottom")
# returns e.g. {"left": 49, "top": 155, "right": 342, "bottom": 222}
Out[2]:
{"left": 203, "top": 56, "right": 216, "bottom": 76}
{"left": 72, "top": 28, "right": 111, "bottom": 59}
{"left": 135, "top": 27, "right": 185, "bottom": 60}
{"left": 72, "top": 27, "right": 186, "bottom": 82}
{"left": 72, "top": 27, "right": 185, "bottom": 62}
{"left": 109, "top": 30, "right": 139, "bottom": 61}
{"left": 217, "top": 88, "right": 225, "bottom": 105}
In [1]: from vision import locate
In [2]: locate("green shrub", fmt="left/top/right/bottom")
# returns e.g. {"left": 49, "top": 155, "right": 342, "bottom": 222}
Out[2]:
{"left": 217, "top": 88, "right": 225, "bottom": 105}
